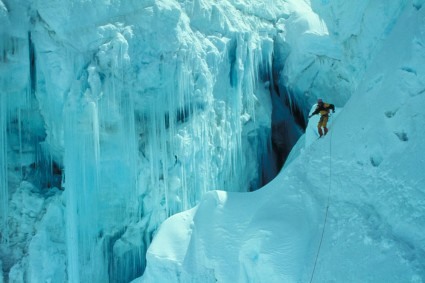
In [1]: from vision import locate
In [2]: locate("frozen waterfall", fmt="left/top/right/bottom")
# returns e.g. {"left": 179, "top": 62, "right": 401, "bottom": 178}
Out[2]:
{"left": 0, "top": 0, "right": 290, "bottom": 282}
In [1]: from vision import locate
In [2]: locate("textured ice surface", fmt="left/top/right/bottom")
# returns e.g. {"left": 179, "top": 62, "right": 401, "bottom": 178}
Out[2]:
{"left": 1, "top": 0, "right": 424, "bottom": 282}
{"left": 140, "top": 2, "right": 425, "bottom": 283}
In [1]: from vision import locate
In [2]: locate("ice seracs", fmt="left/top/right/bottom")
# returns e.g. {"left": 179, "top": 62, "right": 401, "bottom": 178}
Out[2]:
{"left": 1, "top": 0, "right": 425, "bottom": 282}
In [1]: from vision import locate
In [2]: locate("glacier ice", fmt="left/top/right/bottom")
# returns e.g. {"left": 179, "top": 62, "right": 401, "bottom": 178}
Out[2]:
{"left": 0, "top": 0, "right": 283, "bottom": 281}
{"left": 1, "top": 0, "right": 422, "bottom": 282}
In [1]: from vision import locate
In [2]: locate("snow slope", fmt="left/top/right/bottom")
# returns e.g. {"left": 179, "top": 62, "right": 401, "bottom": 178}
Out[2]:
{"left": 139, "top": 3, "right": 425, "bottom": 282}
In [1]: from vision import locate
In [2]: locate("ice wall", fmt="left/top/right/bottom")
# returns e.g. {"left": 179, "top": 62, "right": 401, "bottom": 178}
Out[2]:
{"left": 276, "top": 0, "right": 411, "bottom": 112}
{"left": 0, "top": 0, "right": 282, "bottom": 282}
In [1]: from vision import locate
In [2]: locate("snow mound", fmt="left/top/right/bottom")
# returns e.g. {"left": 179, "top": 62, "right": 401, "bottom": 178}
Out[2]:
{"left": 140, "top": 187, "right": 318, "bottom": 283}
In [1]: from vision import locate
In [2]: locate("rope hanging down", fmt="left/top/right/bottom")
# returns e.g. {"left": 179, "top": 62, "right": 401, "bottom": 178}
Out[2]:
{"left": 309, "top": 128, "right": 334, "bottom": 283}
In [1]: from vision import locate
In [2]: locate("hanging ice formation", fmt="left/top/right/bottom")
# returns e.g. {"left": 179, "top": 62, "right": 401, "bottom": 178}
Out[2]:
{"left": 0, "top": 87, "right": 7, "bottom": 246}
{"left": 0, "top": 36, "right": 8, "bottom": 245}
{"left": 61, "top": 26, "right": 274, "bottom": 282}
{"left": 0, "top": 1, "right": 279, "bottom": 282}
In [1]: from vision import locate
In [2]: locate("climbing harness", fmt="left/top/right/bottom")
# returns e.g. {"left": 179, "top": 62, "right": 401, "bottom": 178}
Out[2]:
{"left": 309, "top": 128, "right": 334, "bottom": 283}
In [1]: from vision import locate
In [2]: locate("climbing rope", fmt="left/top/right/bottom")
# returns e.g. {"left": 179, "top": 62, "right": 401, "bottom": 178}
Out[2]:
{"left": 309, "top": 128, "right": 334, "bottom": 283}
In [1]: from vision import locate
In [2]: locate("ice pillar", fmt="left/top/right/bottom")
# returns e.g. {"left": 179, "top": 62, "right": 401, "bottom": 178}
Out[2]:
{"left": 64, "top": 97, "right": 105, "bottom": 282}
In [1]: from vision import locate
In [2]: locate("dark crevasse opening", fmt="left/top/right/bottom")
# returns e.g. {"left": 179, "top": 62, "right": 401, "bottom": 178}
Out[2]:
{"left": 24, "top": 33, "right": 60, "bottom": 191}
{"left": 28, "top": 32, "right": 36, "bottom": 96}
{"left": 259, "top": 39, "right": 307, "bottom": 186}
{"left": 271, "top": 87, "right": 306, "bottom": 170}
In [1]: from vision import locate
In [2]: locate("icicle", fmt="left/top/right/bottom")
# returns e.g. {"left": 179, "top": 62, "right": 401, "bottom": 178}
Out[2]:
{"left": 17, "top": 106, "right": 24, "bottom": 178}
{"left": 64, "top": 95, "right": 104, "bottom": 282}
{"left": 0, "top": 92, "right": 8, "bottom": 245}
{"left": 121, "top": 90, "right": 138, "bottom": 216}
{"left": 90, "top": 25, "right": 142, "bottom": 279}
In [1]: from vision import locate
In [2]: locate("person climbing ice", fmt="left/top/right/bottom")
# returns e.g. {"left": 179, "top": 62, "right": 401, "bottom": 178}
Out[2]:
{"left": 308, "top": 98, "right": 335, "bottom": 137}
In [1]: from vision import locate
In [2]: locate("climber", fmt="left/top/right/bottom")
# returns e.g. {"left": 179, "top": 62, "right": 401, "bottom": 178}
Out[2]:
{"left": 308, "top": 98, "right": 335, "bottom": 137}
